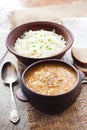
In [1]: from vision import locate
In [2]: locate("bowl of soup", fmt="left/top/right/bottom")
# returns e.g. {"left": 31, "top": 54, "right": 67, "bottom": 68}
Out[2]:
{"left": 21, "top": 59, "right": 84, "bottom": 114}
{"left": 6, "top": 21, "right": 73, "bottom": 65}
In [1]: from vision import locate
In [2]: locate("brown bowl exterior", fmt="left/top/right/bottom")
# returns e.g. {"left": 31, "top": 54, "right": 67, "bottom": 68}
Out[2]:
{"left": 21, "top": 59, "right": 83, "bottom": 114}
{"left": 6, "top": 21, "right": 74, "bottom": 65}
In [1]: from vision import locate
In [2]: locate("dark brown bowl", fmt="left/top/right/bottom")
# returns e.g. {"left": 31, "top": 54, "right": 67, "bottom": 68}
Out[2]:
{"left": 21, "top": 59, "right": 84, "bottom": 114}
{"left": 6, "top": 21, "right": 74, "bottom": 65}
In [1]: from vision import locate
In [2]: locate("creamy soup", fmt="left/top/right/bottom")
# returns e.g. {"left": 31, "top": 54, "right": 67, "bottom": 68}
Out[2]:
{"left": 24, "top": 63, "right": 77, "bottom": 95}
{"left": 14, "top": 30, "right": 66, "bottom": 58}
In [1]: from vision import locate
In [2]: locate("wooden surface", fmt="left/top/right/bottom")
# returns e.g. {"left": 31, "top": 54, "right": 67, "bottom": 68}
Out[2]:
{"left": 0, "top": 18, "right": 87, "bottom": 130}
{"left": 0, "top": 3, "right": 87, "bottom": 129}
{"left": 0, "top": 52, "right": 29, "bottom": 130}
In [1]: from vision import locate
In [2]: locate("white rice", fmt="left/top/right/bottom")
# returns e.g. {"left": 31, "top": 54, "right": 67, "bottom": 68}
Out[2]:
{"left": 14, "top": 30, "right": 66, "bottom": 58}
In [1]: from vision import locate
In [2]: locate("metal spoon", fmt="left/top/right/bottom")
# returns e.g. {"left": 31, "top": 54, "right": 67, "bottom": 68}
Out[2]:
{"left": 1, "top": 62, "right": 20, "bottom": 123}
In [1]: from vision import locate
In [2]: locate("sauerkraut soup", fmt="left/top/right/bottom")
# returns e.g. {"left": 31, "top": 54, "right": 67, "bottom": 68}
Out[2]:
{"left": 24, "top": 62, "right": 77, "bottom": 95}
{"left": 14, "top": 30, "right": 66, "bottom": 58}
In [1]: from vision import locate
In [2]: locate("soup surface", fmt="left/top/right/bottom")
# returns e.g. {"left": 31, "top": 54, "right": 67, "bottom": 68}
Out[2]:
{"left": 14, "top": 30, "right": 66, "bottom": 58}
{"left": 24, "top": 63, "right": 77, "bottom": 95}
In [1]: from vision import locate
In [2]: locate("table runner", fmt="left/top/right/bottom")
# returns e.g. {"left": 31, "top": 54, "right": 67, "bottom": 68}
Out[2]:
{"left": 9, "top": 4, "right": 87, "bottom": 130}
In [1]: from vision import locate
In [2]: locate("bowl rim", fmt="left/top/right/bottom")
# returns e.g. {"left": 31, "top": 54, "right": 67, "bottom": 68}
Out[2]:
{"left": 6, "top": 21, "right": 74, "bottom": 60}
{"left": 22, "top": 59, "right": 80, "bottom": 97}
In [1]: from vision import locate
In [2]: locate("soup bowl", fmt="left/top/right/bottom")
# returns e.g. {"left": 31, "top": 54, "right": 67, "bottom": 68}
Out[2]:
{"left": 6, "top": 21, "right": 74, "bottom": 65}
{"left": 21, "top": 59, "right": 84, "bottom": 114}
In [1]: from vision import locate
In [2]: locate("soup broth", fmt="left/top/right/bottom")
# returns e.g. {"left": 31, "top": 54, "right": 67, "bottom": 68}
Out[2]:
{"left": 24, "top": 63, "right": 77, "bottom": 95}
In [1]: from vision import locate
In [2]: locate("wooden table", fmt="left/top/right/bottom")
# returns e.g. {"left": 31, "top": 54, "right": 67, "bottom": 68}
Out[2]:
{"left": 0, "top": 9, "right": 29, "bottom": 130}
{"left": 0, "top": 9, "right": 87, "bottom": 129}
{"left": 0, "top": 53, "right": 30, "bottom": 130}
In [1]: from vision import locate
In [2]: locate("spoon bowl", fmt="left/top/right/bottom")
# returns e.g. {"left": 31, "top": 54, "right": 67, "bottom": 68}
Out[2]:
{"left": 1, "top": 62, "right": 18, "bottom": 84}
{"left": 1, "top": 62, "right": 20, "bottom": 123}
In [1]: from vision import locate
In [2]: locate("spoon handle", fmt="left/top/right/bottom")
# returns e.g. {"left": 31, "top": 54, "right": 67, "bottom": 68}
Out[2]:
{"left": 9, "top": 83, "right": 20, "bottom": 123}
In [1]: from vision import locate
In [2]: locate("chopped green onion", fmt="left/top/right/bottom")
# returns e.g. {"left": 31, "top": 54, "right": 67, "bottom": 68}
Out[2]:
{"left": 31, "top": 42, "right": 34, "bottom": 44}
{"left": 34, "top": 50, "right": 37, "bottom": 52}
{"left": 48, "top": 48, "right": 52, "bottom": 50}
{"left": 33, "top": 45, "right": 35, "bottom": 47}
{"left": 46, "top": 46, "right": 49, "bottom": 49}
{"left": 40, "top": 45, "right": 43, "bottom": 49}
{"left": 48, "top": 38, "right": 51, "bottom": 42}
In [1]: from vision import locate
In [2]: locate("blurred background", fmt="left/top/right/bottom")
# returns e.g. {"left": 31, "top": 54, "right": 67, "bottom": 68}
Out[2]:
{"left": 0, "top": 0, "right": 85, "bottom": 8}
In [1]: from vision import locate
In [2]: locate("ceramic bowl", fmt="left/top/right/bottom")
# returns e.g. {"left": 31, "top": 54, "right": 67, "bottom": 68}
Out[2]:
{"left": 6, "top": 21, "right": 74, "bottom": 65}
{"left": 21, "top": 59, "right": 84, "bottom": 114}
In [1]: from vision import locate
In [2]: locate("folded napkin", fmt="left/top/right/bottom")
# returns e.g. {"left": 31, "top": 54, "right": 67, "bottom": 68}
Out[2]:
{"left": 9, "top": 1, "right": 87, "bottom": 29}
